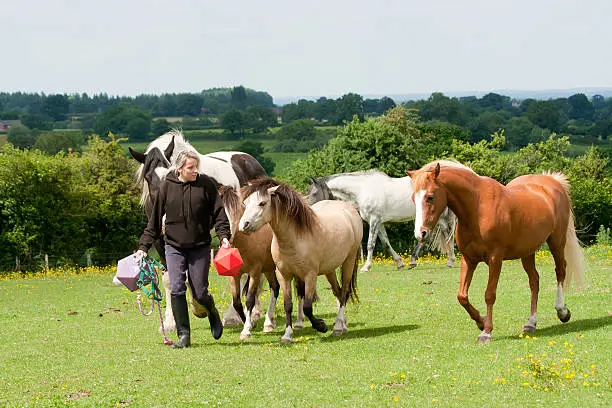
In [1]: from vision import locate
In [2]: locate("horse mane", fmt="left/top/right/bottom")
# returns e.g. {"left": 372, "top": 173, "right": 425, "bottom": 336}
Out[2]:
{"left": 219, "top": 185, "right": 242, "bottom": 221}
{"left": 411, "top": 160, "right": 475, "bottom": 191}
{"left": 135, "top": 129, "right": 197, "bottom": 206}
{"left": 243, "top": 177, "right": 317, "bottom": 235}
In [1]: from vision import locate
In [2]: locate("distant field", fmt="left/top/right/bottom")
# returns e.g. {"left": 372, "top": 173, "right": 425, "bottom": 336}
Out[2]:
{"left": 0, "top": 134, "right": 6, "bottom": 147}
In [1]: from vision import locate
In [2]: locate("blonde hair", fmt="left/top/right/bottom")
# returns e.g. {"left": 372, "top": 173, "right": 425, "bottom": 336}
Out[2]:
{"left": 170, "top": 150, "right": 200, "bottom": 176}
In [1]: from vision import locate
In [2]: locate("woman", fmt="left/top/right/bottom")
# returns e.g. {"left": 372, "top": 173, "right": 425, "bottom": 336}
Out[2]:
{"left": 137, "top": 150, "right": 231, "bottom": 348}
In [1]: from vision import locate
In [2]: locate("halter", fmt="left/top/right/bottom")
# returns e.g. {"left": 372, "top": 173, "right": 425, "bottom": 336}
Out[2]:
{"left": 136, "top": 256, "right": 173, "bottom": 345}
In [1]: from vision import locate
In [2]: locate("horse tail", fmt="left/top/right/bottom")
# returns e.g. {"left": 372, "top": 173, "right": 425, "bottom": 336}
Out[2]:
{"left": 428, "top": 208, "right": 457, "bottom": 254}
{"left": 549, "top": 173, "right": 585, "bottom": 291}
{"left": 347, "top": 248, "right": 360, "bottom": 303}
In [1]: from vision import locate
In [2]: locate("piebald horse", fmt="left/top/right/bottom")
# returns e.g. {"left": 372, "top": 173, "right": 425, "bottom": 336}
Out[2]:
{"left": 307, "top": 170, "right": 457, "bottom": 272}
{"left": 239, "top": 178, "right": 363, "bottom": 343}
{"left": 408, "top": 161, "right": 584, "bottom": 343}
{"left": 123, "top": 130, "right": 267, "bottom": 329}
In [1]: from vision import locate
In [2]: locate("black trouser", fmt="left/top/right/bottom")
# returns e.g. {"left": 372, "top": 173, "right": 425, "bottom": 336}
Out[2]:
{"left": 165, "top": 244, "right": 212, "bottom": 305}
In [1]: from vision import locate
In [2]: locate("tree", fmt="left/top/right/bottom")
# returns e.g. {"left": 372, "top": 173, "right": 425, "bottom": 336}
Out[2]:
{"left": 220, "top": 109, "right": 248, "bottom": 136}
{"left": 231, "top": 86, "right": 248, "bottom": 109}
{"left": 526, "top": 100, "right": 560, "bottom": 131}
{"left": 245, "top": 105, "right": 277, "bottom": 133}
{"left": 152, "top": 118, "right": 172, "bottom": 137}
{"left": 42, "top": 94, "right": 70, "bottom": 121}
{"left": 333, "top": 93, "right": 364, "bottom": 125}
{"left": 21, "top": 113, "right": 53, "bottom": 131}
{"left": 93, "top": 103, "right": 152, "bottom": 141}
{"left": 567, "top": 93, "right": 594, "bottom": 121}
{"left": 33, "top": 131, "right": 85, "bottom": 154}
{"left": 176, "top": 93, "right": 203, "bottom": 117}
{"left": 7, "top": 125, "right": 37, "bottom": 149}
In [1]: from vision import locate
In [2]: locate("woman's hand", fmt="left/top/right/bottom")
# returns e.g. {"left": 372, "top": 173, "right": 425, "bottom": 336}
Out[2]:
{"left": 135, "top": 249, "right": 147, "bottom": 259}
{"left": 221, "top": 238, "right": 230, "bottom": 248}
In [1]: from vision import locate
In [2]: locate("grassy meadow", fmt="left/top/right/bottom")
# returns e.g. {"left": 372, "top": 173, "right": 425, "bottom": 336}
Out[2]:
{"left": 0, "top": 247, "right": 610, "bottom": 407}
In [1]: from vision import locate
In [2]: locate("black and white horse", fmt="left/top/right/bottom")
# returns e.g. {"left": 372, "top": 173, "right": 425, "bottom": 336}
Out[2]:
{"left": 115, "top": 130, "right": 268, "bottom": 329}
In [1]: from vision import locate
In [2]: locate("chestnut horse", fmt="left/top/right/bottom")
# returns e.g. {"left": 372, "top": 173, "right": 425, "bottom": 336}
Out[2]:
{"left": 238, "top": 178, "right": 363, "bottom": 343}
{"left": 408, "top": 161, "right": 584, "bottom": 343}
{"left": 218, "top": 185, "right": 280, "bottom": 339}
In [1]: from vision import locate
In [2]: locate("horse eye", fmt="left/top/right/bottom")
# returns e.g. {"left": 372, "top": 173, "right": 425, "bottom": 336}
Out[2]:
{"left": 426, "top": 195, "right": 435, "bottom": 202}
{"left": 258, "top": 201, "right": 266, "bottom": 207}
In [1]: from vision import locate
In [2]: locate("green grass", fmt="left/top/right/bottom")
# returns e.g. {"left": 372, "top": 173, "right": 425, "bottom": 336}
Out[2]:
{"left": 1, "top": 247, "right": 610, "bottom": 407}
{"left": 0, "top": 134, "right": 6, "bottom": 147}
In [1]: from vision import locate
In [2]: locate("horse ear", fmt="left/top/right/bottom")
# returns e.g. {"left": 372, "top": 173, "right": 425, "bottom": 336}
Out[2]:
{"left": 267, "top": 185, "right": 280, "bottom": 195}
{"left": 129, "top": 147, "right": 146, "bottom": 164}
{"left": 433, "top": 163, "right": 441, "bottom": 179}
{"left": 164, "top": 136, "right": 175, "bottom": 161}
{"left": 406, "top": 170, "right": 416, "bottom": 178}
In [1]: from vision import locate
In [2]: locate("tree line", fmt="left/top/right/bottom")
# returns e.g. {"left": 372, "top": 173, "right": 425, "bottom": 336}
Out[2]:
{"left": 1, "top": 106, "right": 610, "bottom": 271}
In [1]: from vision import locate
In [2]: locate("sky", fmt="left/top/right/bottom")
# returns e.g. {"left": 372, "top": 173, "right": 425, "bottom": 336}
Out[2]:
{"left": 1, "top": 0, "right": 611, "bottom": 102}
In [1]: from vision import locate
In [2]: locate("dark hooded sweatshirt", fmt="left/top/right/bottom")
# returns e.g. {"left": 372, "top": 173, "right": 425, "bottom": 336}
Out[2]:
{"left": 138, "top": 172, "right": 230, "bottom": 252}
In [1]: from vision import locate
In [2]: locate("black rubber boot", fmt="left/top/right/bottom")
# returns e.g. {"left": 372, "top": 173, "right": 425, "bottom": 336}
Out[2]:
{"left": 170, "top": 294, "right": 191, "bottom": 349}
{"left": 202, "top": 295, "right": 223, "bottom": 340}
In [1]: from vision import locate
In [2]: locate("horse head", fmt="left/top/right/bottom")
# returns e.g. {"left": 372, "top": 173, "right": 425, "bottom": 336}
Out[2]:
{"left": 306, "top": 177, "right": 334, "bottom": 205}
{"left": 407, "top": 162, "right": 447, "bottom": 242}
{"left": 130, "top": 136, "right": 175, "bottom": 209}
{"left": 238, "top": 179, "right": 279, "bottom": 233}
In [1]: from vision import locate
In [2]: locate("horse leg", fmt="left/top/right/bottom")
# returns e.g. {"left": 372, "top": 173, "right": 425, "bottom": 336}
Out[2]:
{"left": 521, "top": 253, "right": 539, "bottom": 334}
{"left": 548, "top": 236, "right": 571, "bottom": 322}
{"left": 303, "top": 273, "right": 328, "bottom": 333}
{"left": 252, "top": 278, "right": 264, "bottom": 322}
{"left": 161, "top": 271, "right": 176, "bottom": 333}
{"left": 457, "top": 257, "right": 485, "bottom": 333}
{"left": 324, "top": 272, "right": 344, "bottom": 335}
{"left": 443, "top": 234, "right": 456, "bottom": 268}
{"left": 378, "top": 224, "right": 405, "bottom": 269}
{"left": 409, "top": 241, "right": 424, "bottom": 269}
{"left": 222, "top": 273, "right": 247, "bottom": 327}
{"left": 295, "top": 278, "right": 306, "bottom": 328}
{"left": 360, "top": 216, "right": 380, "bottom": 272}
{"left": 279, "top": 272, "right": 294, "bottom": 343}
{"left": 477, "top": 257, "right": 502, "bottom": 344}
{"left": 241, "top": 273, "right": 261, "bottom": 340}
{"left": 263, "top": 268, "right": 280, "bottom": 333}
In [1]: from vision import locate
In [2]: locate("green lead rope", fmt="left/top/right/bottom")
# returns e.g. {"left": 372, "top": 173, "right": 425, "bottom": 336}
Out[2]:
{"left": 137, "top": 256, "right": 164, "bottom": 302}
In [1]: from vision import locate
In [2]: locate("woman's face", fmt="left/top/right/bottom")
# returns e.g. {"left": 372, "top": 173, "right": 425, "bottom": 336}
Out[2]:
{"left": 178, "top": 157, "right": 198, "bottom": 182}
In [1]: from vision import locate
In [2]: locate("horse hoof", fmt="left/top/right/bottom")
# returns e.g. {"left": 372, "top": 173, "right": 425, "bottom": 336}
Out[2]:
{"left": 332, "top": 329, "right": 344, "bottom": 336}
{"left": 477, "top": 333, "right": 492, "bottom": 344}
{"left": 522, "top": 325, "right": 536, "bottom": 334}
{"left": 408, "top": 262, "right": 417, "bottom": 269}
{"left": 446, "top": 263, "right": 454, "bottom": 268}
{"left": 396, "top": 262, "right": 405, "bottom": 270}
{"left": 280, "top": 337, "right": 292, "bottom": 344}
{"left": 263, "top": 324, "right": 275, "bottom": 333}
{"left": 240, "top": 333, "right": 251, "bottom": 340}
{"left": 557, "top": 308, "right": 571, "bottom": 323}
{"left": 222, "top": 317, "right": 243, "bottom": 327}
{"left": 313, "top": 320, "right": 328, "bottom": 333}
{"left": 295, "top": 322, "right": 304, "bottom": 329}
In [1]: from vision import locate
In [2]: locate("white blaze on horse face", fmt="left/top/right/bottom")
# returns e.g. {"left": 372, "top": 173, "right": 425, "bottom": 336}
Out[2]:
{"left": 238, "top": 191, "right": 270, "bottom": 233}
{"left": 413, "top": 190, "right": 426, "bottom": 240}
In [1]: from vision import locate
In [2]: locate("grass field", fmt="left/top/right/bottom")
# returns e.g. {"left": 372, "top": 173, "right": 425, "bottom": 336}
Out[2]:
{"left": 0, "top": 134, "right": 7, "bottom": 147}
{"left": 0, "top": 248, "right": 610, "bottom": 407}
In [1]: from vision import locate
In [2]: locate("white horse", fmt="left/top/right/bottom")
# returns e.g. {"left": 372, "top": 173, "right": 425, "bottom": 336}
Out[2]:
{"left": 239, "top": 178, "right": 363, "bottom": 343}
{"left": 113, "top": 130, "right": 268, "bottom": 329}
{"left": 307, "top": 168, "right": 458, "bottom": 272}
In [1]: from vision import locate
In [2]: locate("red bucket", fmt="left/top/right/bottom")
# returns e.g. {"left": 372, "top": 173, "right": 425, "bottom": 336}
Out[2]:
{"left": 213, "top": 247, "right": 243, "bottom": 277}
